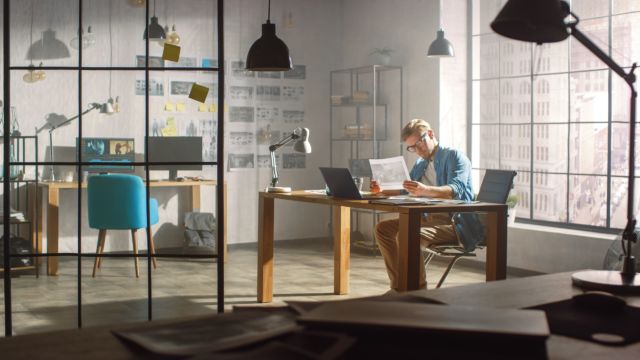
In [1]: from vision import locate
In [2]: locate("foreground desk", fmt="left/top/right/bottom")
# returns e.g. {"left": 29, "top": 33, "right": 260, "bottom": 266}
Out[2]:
{"left": 258, "top": 191, "right": 508, "bottom": 302}
{"left": 29, "top": 180, "right": 226, "bottom": 276}
{"left": 1, "top": 272, "right": 638, "bottom": 359}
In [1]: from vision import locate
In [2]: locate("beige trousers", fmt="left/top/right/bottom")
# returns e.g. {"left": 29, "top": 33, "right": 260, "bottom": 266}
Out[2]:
{"left": 375, "top": 213, "right": 458, "bottom": 290}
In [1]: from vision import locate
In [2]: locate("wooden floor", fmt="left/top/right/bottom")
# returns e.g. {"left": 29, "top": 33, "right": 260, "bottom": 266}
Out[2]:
{"left": 0, "top": 239, "right": 493, "bottom": 337}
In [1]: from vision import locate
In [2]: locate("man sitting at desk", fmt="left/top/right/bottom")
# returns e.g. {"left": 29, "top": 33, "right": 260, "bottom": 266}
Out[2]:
{"left": 372, "top": 119, "right": 478, "bottom": 291}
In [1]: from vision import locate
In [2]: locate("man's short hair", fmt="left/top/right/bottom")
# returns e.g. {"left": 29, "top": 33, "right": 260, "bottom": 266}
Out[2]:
{"left": 401, "top": 119, "right": 432, "bottom": 141}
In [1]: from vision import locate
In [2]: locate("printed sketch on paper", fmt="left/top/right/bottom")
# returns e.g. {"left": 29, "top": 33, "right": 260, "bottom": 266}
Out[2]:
{"left": 136, "top": 55, "right": 164, "bottom": 68}
{"left": 282, "top": 86, "right": 304, "bottom": 101}
{"left": 231, "top": 60, "right": 254, "bottom": 78}
{"left": 256, "top": 85, "right": 281, "bottom": 101}
{"left": 284, "top": 65, "right": 306, "bottom": 80}
{"left": 199, "top": 119, "right": 217, "bottom": 161}
{"left": 171, "top": 81, "right": 193, "bottom": 96}
{"left": 229, "top": 86, "right": 254, "bottom": 101}
{"left": 258, "top": 71, "right": 281, "bottom": 79}
{"left": 228, "top": 153, "right": 255, "bottom": 169}
{"left": 167, "top": 57, "right": 197, "bottom": 68}
{"left": 257, "top": 125, "right": 280, "bottom": 145}
{"left": 257, "top": 154, "right": 279, "bottom": 168}
{"left": 283, "top": 153, "right": 306, "bottom": 169}
{"left": 230, "top": 131, "right": 255, "bottom": 146}
{"left": 229, "top": 106, "right": 254, "bottom": 123}
{"left": 282, "top": 110, "right": 304, "bottom": 124}
{"left": 256, "top": 106, "right": 279, "bottom": 123}
{"left": 136, "top": 79, "right": 164, "bottom": 96}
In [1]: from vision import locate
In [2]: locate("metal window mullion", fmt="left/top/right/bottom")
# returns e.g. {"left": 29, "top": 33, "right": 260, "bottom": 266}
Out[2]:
{"left": 3, "top": 0, "right": 13, "bottom": 338}
{"left": 529, "top": 44, "right": 534, "bottom": 219}
{"left": 216, "top": 0, "right": 225, "bottom": 314}
{"left": 143, "top": 0, "right": 154, "bottom": 321}
{"left": 606, "top": 0, "right": 613, "bottom": 229}
{"left": 76, "top": 0, "right": 84, "bottom": 329}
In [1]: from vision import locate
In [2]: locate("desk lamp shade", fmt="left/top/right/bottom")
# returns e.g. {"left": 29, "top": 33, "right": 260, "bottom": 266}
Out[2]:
{"left": 27, "top": 29, "right": 70, "bottom": 60}
{"left": 293, "top": 128, "right": 311, "bottom": 153}
{"left": 490, "top": 0, "right": 569, "bottom": 43}
{"left": 427, "top": 29, "right": 454, "bottom": 57}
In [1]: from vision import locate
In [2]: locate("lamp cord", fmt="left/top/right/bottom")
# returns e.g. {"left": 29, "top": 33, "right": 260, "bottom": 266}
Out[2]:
{"left": 109, "top": 1, "right": 113, "bottom": 98}
{"left": 268, "top": 0, "right": 271, "bottom": 22}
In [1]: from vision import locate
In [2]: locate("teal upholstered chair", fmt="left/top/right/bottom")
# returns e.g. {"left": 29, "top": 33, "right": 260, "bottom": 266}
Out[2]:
{"left": 88, "top": 174, "right": 159, "bottom": 277}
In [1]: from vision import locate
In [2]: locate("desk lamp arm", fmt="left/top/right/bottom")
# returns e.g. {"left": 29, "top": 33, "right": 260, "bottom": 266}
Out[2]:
{"left": 567, "top": 13, "right": 637, "bottom": 276}
{"left": 268, "top": 133, "right": 300, "bottom": 187}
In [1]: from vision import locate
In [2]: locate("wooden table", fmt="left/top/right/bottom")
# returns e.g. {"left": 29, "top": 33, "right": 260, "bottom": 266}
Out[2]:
{"left": 258, "top": 191, "right": 508, "bottom": 302}
{"left": 1, "top": 272, "right": 638, "bottom": 359}
{"left": 28, "top": 180, "right": 226, "bottom": 275}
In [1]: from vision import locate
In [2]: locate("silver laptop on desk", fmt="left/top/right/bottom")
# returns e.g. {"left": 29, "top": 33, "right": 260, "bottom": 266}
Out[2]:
{"left": 319, "top": 167, "right": 385, "bottom": 200}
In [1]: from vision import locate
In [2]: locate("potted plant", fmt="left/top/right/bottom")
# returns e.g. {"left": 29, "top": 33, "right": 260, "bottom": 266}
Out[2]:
{"left": 506, "top": 192, "right": 519, "bottom": 225}
{"left": 369, "top": 47, "right": 393, "bottom": 66}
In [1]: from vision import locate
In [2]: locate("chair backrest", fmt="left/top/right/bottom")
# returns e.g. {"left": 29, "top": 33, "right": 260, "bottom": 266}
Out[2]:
{"left": 476, "top": 169, "right": 517, "bottom": 204}
{"left": 453, "top": 170, "right": 517, "bottom": 252}
{"left": 87, "top": 174, "right": 153, "bottom": 230}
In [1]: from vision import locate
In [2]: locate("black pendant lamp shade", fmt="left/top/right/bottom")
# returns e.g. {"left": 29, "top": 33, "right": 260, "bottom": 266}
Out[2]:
{"left": 143, "top": 15, "right": 166, "bottom": 42}
{"left": 246, "top": 20, "right": 292, "bottom": 71}
{"left": 27, "top": 29, "right": 70, "bottom": 60}
{"left": 490, "top": 0, "right": 570, "bottom": 44}
{"left": 427, "top": 29, "right": 454, "bottom": 57}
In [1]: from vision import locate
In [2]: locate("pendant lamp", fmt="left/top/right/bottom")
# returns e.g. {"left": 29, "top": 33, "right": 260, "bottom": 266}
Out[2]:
{"left": 246, "top": 0, "right": 292, "bottom": 71}
{"left": 427, "top": 0, "right": 454, "bottom": 57}
{"left": 143, "top": 0, "right": 166, "bottom": 43}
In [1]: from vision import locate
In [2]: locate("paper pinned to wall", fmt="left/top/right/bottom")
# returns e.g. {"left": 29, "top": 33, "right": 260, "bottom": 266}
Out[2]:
{"left": 209, "top": 104, "right": 217, "bottom": 113}
{"left": 176, "top": 102, "right": 186, "bottom": 112}
{"left": 162, "top": 43, "right": 181, "bottom": 62}
{"left": 189, "top": 83, "right": 209, "bottom": 103}
{"left": 165, "top": 102, "right": 175, "bottom": 111}
{"left": 161, "top": 117, "right": 178, "bottom": 136}
{"left": 198, "top": 103, "right": 207, "bottom": 112}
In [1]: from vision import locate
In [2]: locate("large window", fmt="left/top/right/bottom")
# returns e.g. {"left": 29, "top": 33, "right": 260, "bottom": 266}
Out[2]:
{"left": 472, "top": 0, "right": 640, "bottom": 231}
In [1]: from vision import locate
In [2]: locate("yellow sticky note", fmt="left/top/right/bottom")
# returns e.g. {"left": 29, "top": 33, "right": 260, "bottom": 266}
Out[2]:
{"left": 162, "top": 117, "right": 177, "bottom": 136}
{"left": 176, "top": 102, "right": 186, "bottom": 112}
{"left": 162, "top": 43, "right": 181, "bottom": 62}
{"left": 198, "top": 103, "right": 207, "bottom": 112}
{"left": 224, "top": 104, "right": 228, "bottom": 113}
{"left": 189, "top": 83, "right": 209, "bottom": 103}
{"left": 209, "top": 104, "right": 217, "bottom": 112}
{"left": 164, "top": 102, "right": 175, "bottom": 111}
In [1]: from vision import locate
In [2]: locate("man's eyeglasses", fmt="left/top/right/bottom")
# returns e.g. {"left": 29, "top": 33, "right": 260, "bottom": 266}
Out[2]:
{"left": 406, "top": 133, "right": 427, "bottom": 153}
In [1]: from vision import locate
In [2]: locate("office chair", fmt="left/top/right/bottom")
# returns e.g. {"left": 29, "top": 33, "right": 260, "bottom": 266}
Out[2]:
{"left": 88, "top": 174, "right": 159, "bottom": 277}
{"left": 422, "top": 169, "right": 517, "bottom": 288}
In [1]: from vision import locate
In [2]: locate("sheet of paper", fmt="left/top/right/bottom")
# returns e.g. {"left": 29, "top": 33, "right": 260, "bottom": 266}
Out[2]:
{"left": 369, "top": 156, "right": 410, "bottom": 190}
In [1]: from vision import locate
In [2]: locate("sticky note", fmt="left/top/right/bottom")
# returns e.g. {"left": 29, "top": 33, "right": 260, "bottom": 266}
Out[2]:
{"left": 176, "top": 102, "right": 186, "bottom": 112}
{"left": 189, "top": 83, "right": 209, "bottom": 103}
{"left": 198, "top": 103, "right": 207, "bottom": 112}
{"left": 164, "top": 102, "right": 175, "bottom": 111}
{"left": 162, "top": 117, "right": 177, "bottom": 136}
{"left": 209, "top": 104, "right": 217, "bottom": 112}
{"left": 162, "top": 43, "right": 181, "bottom": 62}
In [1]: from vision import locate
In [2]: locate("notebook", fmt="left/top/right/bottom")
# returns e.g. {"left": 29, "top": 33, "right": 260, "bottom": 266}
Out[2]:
{"left": 319, "top": 167, "right": 386, "bottom": 200}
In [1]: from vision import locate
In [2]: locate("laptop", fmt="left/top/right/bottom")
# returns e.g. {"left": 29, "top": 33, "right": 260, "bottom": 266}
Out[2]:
{"left": 319, "top": 167, "right": 385, "bottom": 200}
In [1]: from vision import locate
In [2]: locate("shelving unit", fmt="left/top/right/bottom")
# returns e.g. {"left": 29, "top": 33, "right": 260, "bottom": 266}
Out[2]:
{"left": 1, "top": 134, "right": 39, "bottom": 276}
{"left": 329, "top": 65, "right": 403, "bottom": 252}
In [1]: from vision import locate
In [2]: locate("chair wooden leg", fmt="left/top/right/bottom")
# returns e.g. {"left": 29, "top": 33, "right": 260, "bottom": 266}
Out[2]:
{"left": 92, "top": 229, "right": 106, "bottom": 277}
{"left": 148, "top": 228, "right": 158, "bottom": 269}
{"left": 97, "top": 230, "right": 107, "bottom": 269}
{"left": 131, "top": 229, "right": 140, "bottom": 278}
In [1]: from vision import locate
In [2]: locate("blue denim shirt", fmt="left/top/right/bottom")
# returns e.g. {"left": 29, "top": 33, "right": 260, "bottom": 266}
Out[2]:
{"left": 409, "top": 146, "right": 484, "bottom": 251}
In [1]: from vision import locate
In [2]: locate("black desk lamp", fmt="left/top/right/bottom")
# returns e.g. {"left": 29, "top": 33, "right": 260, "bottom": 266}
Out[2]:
{"left": 267, "top": 127, "right": 311, "bottom": 193}
{"left": 491, "top": 0, "right": 639, "bottom": 293}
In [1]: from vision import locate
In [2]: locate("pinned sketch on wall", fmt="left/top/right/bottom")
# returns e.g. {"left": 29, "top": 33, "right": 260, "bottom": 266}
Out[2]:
{"left": 283, "top": 153, "right": 306, "bottom": 169}
{"left": 228, "top": 153, "right": 255, "bottom": 170}
{"left": 257, "top": 154, "right": 278, "bottom": 168}
{"left": 282, "top": 86, "right": 304, "bottom": 101}
{"left": 199, "top": 119, "right": 217, "bottom": 161}
{"left": 202, "top": 82, "right": 218, "bottom": 98}
{"left": 171, "top": 81, "right": 193, "bottom": 96}
{"left": 152, "top": 118, "right": 163, "bottom": 136}
{"left": 258, "top": 71, "right": 281, "bottom": 79}
{"left": 162, "top": 117, "right": 178, "bottom": 136}
{"left": 202, "top": 58, "right": 218, "bottom": 69}
{"left": 256, "top": 85, "right": 281, "bottom": 101}
{"left": 178, "top": 120, "right": 198, "bottom": 137}
{"left": 167, "top": 56, "right": 197, "bottom": 68}
{"left": 256, "top": 106, "right": 279, "bottom": 123}
{"left": 136, "top": 79, "right": 164, "bottom": 96}
{"left": 229, "top": 86, "right": 254, "bottom": 102}
{"left": 230, "top": 131, "right": 255, "bottom": 146}
{"left": 284, "top": 65, "right": 306, "bottom": 80}
{"left": 136, "top": 55, "right": 165, "bottom": 68}
{"left": 229, "top": 106, "right": 254, "bottom": 123}
{"left": 257, "top": 125, "right": 280, "bottom": 145}
{"left": 231, "top": 60, "right": 254, "bottom": 78}
{"left": 282, "top": 110, "right": 304, "bottom": 124}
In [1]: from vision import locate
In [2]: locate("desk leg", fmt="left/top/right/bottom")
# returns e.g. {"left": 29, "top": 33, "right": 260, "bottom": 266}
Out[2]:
{"left": 333, "top": 206, "right": 350, "bottom": 295}
{"left": 485, "top": 209, "right": 507, "bottom": 281}
{"left": 257, "top": 196, "right": 274, "bottom": 303}
{"left": 29, "top": 184, "right": 43, "bottom": 276}
{"left": 47, "top": 187, "right": 60, "bottom": 276}
{"left": 397, "top": 210, "right": 422, "bottom": 292}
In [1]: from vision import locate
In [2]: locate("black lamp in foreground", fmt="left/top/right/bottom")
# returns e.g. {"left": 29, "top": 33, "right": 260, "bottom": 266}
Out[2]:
{"left": 268, "top": 127, "right": 311, "bottom": 193}
{"left": 492, "top": 0, "right": 639, "bottom": 293}
{"left": 246, "top": 0, "right": 292, "bottom": 71}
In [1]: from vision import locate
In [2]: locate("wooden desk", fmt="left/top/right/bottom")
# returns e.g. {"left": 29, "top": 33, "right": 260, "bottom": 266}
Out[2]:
{"left": 258, "top": 191, "right": 508, "bottom": 302}
{"left": 28, "top": 180, "right": 227, "bottom": 276}
{"left": 1, "top": 272, "right": 638, "bottom": 359}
